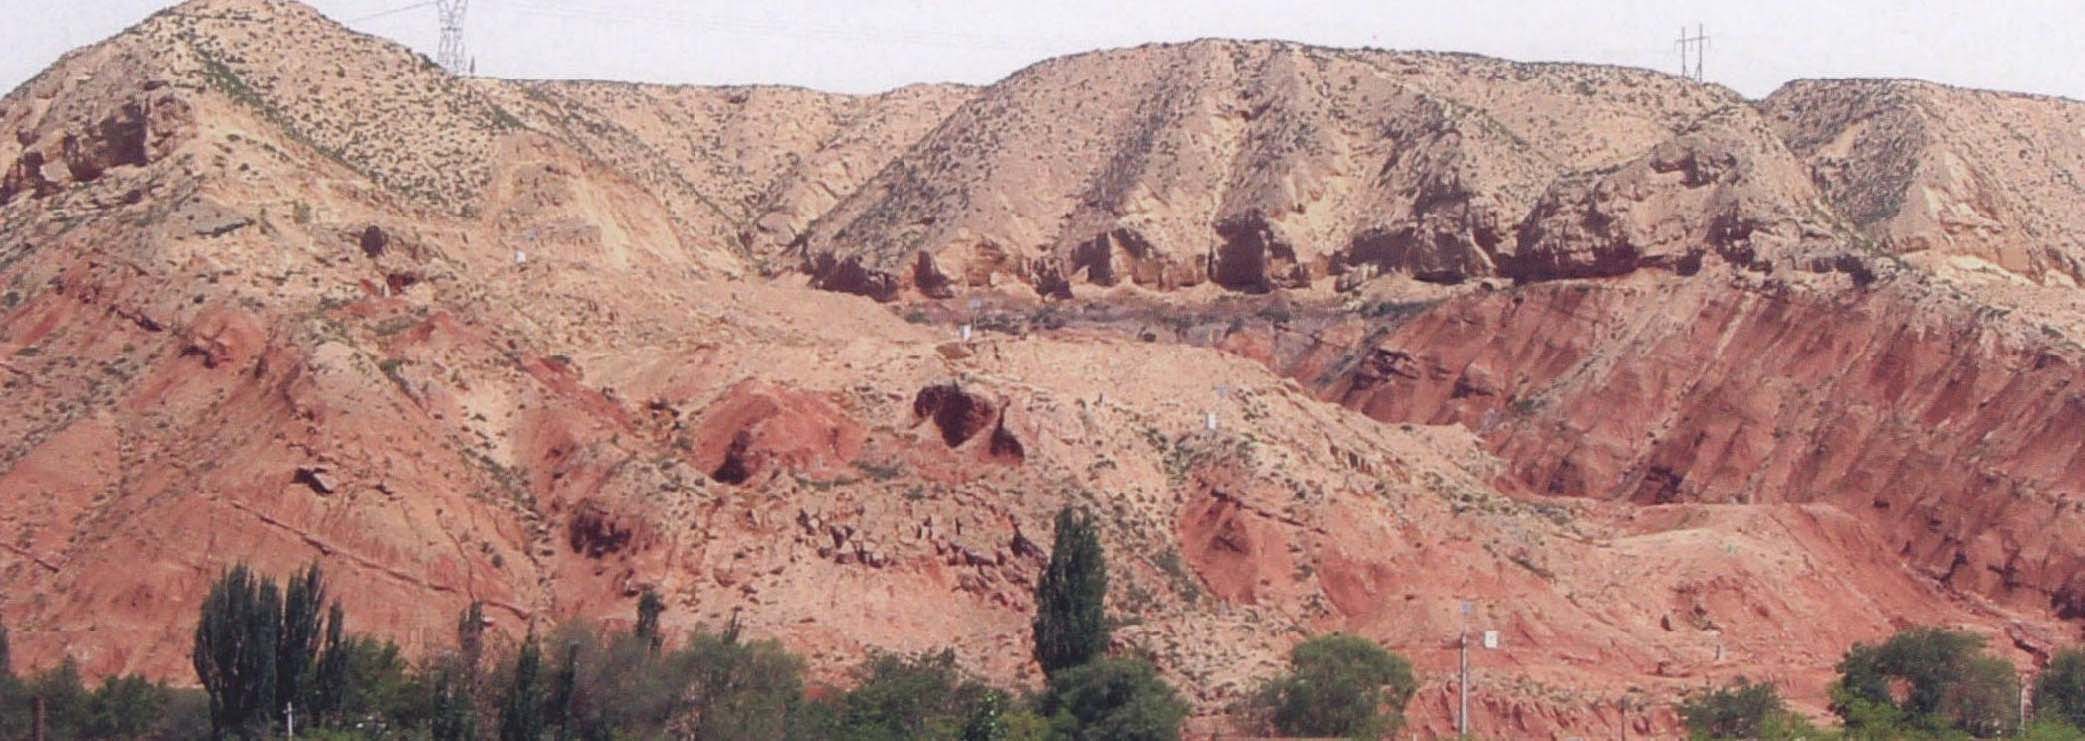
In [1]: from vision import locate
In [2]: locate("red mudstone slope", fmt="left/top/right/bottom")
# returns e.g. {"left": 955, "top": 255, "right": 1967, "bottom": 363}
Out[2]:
{"left": 4, "top": 2, "right": 2085, "bottom": 738}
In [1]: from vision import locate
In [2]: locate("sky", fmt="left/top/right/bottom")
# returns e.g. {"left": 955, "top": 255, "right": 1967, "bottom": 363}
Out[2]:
{"left": 4, "top": 0, "right": 2082, "bottom": 102}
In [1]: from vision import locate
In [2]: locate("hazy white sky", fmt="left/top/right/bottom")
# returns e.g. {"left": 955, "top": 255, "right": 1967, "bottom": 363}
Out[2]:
{"left": 4, "top": 1, "right": 2081, "bottom": 101}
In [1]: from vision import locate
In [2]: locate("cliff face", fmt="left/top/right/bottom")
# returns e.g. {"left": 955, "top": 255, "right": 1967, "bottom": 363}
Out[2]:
{"left": 1302, "top": 272, "right": 2085, "bottom": 613}
{"left": 6, "top": 1, "right": 2085, "bottom": 738}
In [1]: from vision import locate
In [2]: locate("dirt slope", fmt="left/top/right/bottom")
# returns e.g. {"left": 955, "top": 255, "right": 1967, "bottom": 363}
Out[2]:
{"left": 476, "top": 78, "right": 971, "bottom": 268}
{"left": 1766, "top": 79, "right": 2085, "bottom": 287}
{"left": 794, "top": 40, "right": 1861, "bottom": 301}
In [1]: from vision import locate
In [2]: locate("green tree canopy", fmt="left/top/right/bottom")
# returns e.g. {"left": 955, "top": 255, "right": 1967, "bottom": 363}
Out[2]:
{"left": 1253, "top": 633, "right": 1416, "bottom": 739}
{"left": 193, "top": 564, "right": 283, "bottom": 738}
{"left": 806, "top": 649, "right": 997, "bottom": 741}
{"left": 1832, "top": 627, "right": 2020, "bottom": 738}
{"left": 1039, "top": 657, "right": 1187, "bottom": 741}
{"left": 278, "top": 562, "right": 329, "bottom": 716}
{"left": 635, "top": 589, "right": 666, "bottom": 653}
{"left": 1677, "top": 677, "right": 1825, "bottom": 740}
{"left": 1033, "top": 506, "right": 1108, "bottom": 675}
{"left": 498, "top": 635, "right": 546, "bottom": 741}
{"left": 2037, "top": 648, "right": 2085, "bottom": 732}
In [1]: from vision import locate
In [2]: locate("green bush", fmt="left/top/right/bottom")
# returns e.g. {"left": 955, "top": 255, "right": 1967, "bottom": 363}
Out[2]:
{"left": 1253, "top": 633, "right": 1416, "bottom": 739}
{"left": 1832, "top": 627, "right": 2019, "bottom": 738}
{"left": 802, "top": 649, "right": 998, "bottom": 740}
{"left": 538, "top": 620, "right": 697, "bottom": 740}
{"left": 0, "top": 655, "right": 205, "bottom": 740}
{"left": 324, "top": 635, "right": 418, "bottom": 730}
{"left": 682, "top": 623, "right": 809, "bottom": 740}
{"left": 2019, "top": 718, "right": 2085, "bottom": 741}
{"left": 1679, "top": 677, "right": 1825, "bottom": 740}
{"left": 85, "top": 674, "right": 173, "bottom": 738}
{"left": 2038, "top": 649, "right": 2085, "bottom": 732}
{"left": 958, "top": 690, "right": 1052, "bottom": 741}
{"left": 1040, "top": 657, "right": 1187, "bottom": 741}
{"left": 25, "top": 658, "right": 91, "bottom": 735}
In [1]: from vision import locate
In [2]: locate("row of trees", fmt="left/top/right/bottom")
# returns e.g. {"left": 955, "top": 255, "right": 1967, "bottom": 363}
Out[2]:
{"left": 1682, "top": 627, "right": 2085, "bottom": 740}
{"left": 0, "top": 505, "right": 1546, "bottom": 740}
{"left": 0, "top": 622, "right": 209, "bottom": 739}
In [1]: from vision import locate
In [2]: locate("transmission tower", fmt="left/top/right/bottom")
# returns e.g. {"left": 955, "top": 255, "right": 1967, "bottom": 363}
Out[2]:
{"left": 1675, "top": 23, "right": 1709, "bottom": 82}
{"left": 436, "top": 0, "right": 469, "bottom": 74}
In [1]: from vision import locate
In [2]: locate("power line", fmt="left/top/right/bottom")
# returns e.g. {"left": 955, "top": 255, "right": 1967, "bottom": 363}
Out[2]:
{"left": 496, "top": 1, "right": 1088, "bottom": 55}
{"left": 345, "top": 1, "right": 435, "bottom": 25}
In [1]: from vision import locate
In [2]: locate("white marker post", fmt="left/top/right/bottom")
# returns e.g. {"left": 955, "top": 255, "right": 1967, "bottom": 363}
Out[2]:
{"left": 1459, "top": 600, "right": 1472, "bottom": 738}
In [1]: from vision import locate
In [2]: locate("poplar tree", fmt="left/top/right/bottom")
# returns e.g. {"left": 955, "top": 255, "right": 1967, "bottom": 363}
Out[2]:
{"left": 1032, "top": 506, "right": 1109, "bottom": 674}
{"left": 193, "top": 565, "right": 282, "bottom": 738}
{"left": 499, "top": 636, "right": 546, "bottom": 741}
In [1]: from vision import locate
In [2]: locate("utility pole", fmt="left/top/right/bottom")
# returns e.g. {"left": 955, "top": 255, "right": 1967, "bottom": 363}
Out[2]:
{"left": 1675, "top": 24, "right": 1710, "bottom": 82}
{"left": 435, "top": 0, "right": 470, "bottom": 74}
{"left": 286, "top": 702, "right": 295, "bottom": 738}
{"left": 2022, "top": 678, "right": 2030, "bottom": 732}
{"left": 1458, "top": 600, "right": 1471, "bottom": 738}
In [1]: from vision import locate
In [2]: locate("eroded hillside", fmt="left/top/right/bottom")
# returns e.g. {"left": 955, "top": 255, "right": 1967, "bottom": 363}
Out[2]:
{"left": 4, "top": 1, "right": 2085, "bottom": 738}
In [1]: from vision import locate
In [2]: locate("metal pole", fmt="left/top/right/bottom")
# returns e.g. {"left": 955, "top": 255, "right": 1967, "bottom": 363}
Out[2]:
{"left": 1459, "top": 619, "right": 1469, "bottom": 737}
{"left": 1697, "top": 23, "right": 1707, "bottom": 80}
{"left": 1677, "top": 26, "right": 1686, "bottom": 78}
